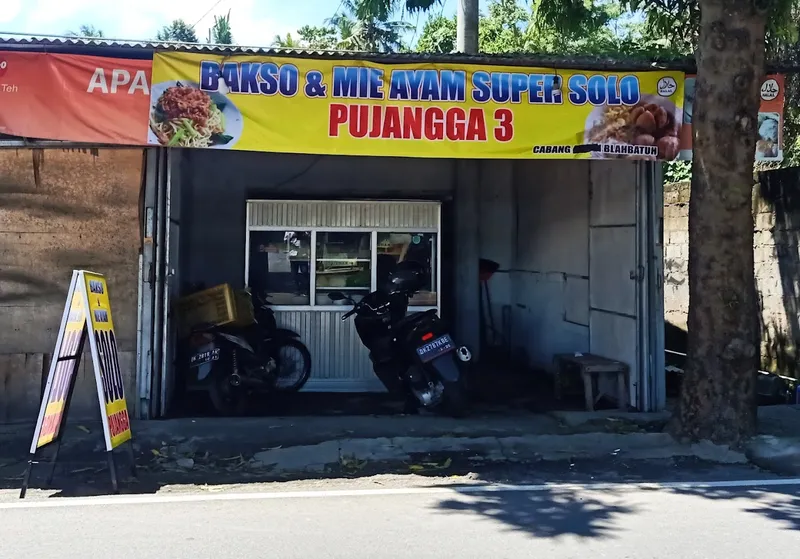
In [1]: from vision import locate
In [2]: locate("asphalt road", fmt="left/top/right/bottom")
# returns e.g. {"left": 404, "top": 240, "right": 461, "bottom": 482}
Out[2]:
{"left": 1, "top": 475, "right": 799, "bottom": 558}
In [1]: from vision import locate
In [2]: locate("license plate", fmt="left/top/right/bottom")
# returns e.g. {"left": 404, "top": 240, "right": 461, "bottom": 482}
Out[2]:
{"left": 416, "top": 334, "right": 455, "bottom": 363}
{"left": 190, "top": 348, "right": 220, "bottom": 367}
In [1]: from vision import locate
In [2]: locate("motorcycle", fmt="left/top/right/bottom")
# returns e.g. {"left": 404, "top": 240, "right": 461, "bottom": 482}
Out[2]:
{"left": 328, "top": 261, "right": 472, "bottom": 417}
{"left": 181, "top": 290, "right": 312, "bottom": 415}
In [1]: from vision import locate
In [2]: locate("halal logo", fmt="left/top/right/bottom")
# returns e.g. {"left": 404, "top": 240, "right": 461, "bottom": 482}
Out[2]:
{"left": 657, "top": 77, "right": 677, "bottom": 97}
{"left": 761, "top": 79, "right": 780, "bottom": 101}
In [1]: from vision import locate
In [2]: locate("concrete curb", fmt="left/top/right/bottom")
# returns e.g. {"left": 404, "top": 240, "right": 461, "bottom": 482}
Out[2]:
{"left": 250, "top": 432, "right": 747, "bottom": 474}
{"left": 745, "top": 435, "right": 800, "bottom": 476}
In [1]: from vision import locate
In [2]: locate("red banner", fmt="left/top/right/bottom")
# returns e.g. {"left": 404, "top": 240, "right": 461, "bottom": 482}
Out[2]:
{"left": 0, "top": 51, "right": 150, "bottom": 145}
{"left": 679, "top": 74, "right": 785, "bottom": 162}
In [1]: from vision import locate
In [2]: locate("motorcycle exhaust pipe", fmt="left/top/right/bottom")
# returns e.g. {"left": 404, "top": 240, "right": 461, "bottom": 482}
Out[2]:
{"left": 230, "top": 374, "right": 270, "bottom": 388}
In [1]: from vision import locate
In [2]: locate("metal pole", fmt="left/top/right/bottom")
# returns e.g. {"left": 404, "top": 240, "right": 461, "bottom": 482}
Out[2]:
{"left": 457, "top": 0, "right": 479, "bottom": 54}
{"left": 19, "top": 457, "right": 34, "bottom": 499}
{"left": 107, "top": 451, "right": 119, "bottom": 494}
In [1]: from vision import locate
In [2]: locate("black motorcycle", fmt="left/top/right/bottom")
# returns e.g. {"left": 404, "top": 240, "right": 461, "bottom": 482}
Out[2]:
{"left": 328, "top": 261, "right": 472, "bottom": 417}
{"left": 182, "top": 290, "right": 312, "bottom": 415}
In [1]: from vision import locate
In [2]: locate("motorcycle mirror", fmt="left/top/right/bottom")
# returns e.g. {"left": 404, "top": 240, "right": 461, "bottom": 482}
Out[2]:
{"left": 327, "top": 291, "right": 346, "bottom": 301}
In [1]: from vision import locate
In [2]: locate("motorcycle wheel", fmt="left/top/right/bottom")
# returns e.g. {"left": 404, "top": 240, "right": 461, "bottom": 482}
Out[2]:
{"left": 272, "top": 339, "right": 312, "bottom": 392}
{"left": 208, "top": 373, "right": 248, "bottom": 416}
{"left": 442, "top": 380, "right": 469, "bottom": 418}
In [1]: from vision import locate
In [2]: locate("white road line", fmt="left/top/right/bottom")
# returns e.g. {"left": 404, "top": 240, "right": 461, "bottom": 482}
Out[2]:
{"left": 1, "top": 477, "right": 800, "bottom": 510}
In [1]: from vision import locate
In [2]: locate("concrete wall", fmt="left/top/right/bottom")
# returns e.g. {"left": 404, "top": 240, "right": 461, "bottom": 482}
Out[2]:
{"left": 476, "top": 160, "right": 641, "bottom": 369}
{"left": 663, "top": 181, "right": 690, "bottom": 332}
{"left": 0, "top": 148, "right": 142, "bottom": 423}
{"left": 477, "top": 159, "right": 644, "bottom": 377}
{"left": 663, "top": 171, "right": 800, "bottom": 377}
{"left": 511, "top": 161, "right": 592, "bottom": 365}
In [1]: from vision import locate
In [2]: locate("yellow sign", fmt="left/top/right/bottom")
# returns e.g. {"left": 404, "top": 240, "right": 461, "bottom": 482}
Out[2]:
{"left": 25, "top": 271, "right": 134, "bottom": 497}
{"left": 82, "top": 272, "right": 132, "bottom": 449}
{"left": 36, "top": 280, "right": 86, "bottom": 448}
{"left": 149, "top": 52, "right": 685, "bottom": 160}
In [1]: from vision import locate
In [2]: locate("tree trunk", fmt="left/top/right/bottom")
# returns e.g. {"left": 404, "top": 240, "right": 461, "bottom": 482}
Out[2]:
{"left": 677, "top": 0, "right": 767, "bottom": 445}
{"left": 457, "top": 0, "right": 479, "bottom": 53}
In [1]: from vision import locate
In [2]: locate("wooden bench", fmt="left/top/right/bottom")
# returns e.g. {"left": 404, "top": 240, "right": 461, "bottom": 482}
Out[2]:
{"left": 553, "top": 353, "right": 629, "bottom": 412}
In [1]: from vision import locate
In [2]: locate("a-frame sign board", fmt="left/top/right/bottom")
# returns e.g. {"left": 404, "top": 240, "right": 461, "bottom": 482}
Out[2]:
{"left": 20, "top": 270, "right": 136, "bottom": 498}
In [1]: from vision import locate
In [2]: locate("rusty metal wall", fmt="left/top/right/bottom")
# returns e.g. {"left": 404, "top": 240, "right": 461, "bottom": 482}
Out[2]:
{"left": 0, "top": 148, "right": 143, "bottom": 422}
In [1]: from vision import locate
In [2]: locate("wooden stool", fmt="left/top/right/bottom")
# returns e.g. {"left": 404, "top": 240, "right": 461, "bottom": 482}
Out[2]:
{"left": 553, "top": 353, "right": 629, "bottom": 411}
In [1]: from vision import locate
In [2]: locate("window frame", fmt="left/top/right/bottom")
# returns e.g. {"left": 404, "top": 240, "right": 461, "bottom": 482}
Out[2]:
{"left": 245, "top": 226, "right": 440, "bottom": 312}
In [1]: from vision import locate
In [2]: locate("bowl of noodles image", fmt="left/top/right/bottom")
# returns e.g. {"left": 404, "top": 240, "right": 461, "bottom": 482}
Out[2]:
{"left": 148, "top": 81, "right": 243, "bottom": 148}
{"left": 582, "top": 94, "right": 683, "bottom": 160}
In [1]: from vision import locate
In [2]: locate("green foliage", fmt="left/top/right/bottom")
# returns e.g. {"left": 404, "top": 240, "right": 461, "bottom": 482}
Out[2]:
{"left": 415, "top": 15, "right": 457, "bottom": 53}
{"left": 272, "top": 33, "right": 305, "bottom": 48}
{"left": 208, "top": 10, "right": 234, "bottom": 45}
{"left": 415, "top": 0, "right": 685, "bottom": 57}
{"left": 479, "top": 0, "right": 531, "bottom": 53}
{"left": 156, "top": 19, "right": 199, "bottom": 43}
{"left": 327, "top": 0, "right": 414, "bottom": 52}
{"left": 362, "top": 0, "right": 442, "bottom": 13}
{"left": 664, "top": 161, "right": 692, "bottom": 183}
{"left": 66, "top": 24, "right": 105, "bottom": 38}
{"left": 276, "top": 0, "right": 413, "bottom": 52}
{"left": 296, "top": 25, "right": 341, "bottom": 49}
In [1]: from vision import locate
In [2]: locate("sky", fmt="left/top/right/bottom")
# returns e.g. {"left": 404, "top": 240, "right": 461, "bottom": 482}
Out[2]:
{"left": 0, "top": 0, "right": 456, "bottom": 47}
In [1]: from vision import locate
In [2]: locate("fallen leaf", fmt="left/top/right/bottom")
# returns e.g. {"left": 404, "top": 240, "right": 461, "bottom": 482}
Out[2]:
{"left": 151, "top": 449, "right": 161, "bottom": 456}
{"left": 422, "top": 457, "right": 452, "bottom": 470}
{"left": 340, "top": 455, "right": 367, "bottom": 470}
{"left": 409, "top": 464, "right": 425, "bottom": 472}
{"left": 77, "top": 425, "right": 91, "bottom": 434}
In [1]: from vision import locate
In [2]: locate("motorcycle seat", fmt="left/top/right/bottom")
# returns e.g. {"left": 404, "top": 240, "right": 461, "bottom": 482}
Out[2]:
{"left": 394, "top": 309, "right": 438, "bottom": 331}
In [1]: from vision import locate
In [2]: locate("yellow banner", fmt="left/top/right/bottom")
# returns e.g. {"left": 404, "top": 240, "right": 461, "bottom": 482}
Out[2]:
{"left": 149, "top": 52, "right": 685, "bottom": 160}
{"left": 83, "top": 272, "right": 132, "bottom": 449}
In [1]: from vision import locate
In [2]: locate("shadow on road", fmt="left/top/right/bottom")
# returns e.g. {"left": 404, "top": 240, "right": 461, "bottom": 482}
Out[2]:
{"left": 430, "top": 482, "right": 800, "bottom": 539}
{"left": 670, "top": 486, "right": 800, "bottom": 532}
{"left": 436, "top": 486, "right": 636, "bottom": 539}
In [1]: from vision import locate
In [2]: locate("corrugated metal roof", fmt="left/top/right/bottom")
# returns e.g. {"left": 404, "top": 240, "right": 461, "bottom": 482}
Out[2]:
{"left": 0, "top": 36, "right": 696, "bottom": 71}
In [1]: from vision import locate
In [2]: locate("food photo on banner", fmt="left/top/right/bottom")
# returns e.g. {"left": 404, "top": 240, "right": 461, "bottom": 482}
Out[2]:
{"left": 82, "top": 272, "right": 132, "bottom": 449}
{"left": 679, "top": 74, "right": 785, "bottom": 162}
{"left": 149, "top": 52, "right": 685, "bottom": 160}
{"left": 0, "top": 50, "right": 151, "bottom": 144}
